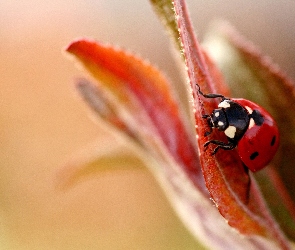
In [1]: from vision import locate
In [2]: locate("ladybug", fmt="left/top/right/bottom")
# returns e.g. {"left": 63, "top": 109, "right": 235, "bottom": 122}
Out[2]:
{"left": 199, "top": 90, "right": 280, "bottom": 172}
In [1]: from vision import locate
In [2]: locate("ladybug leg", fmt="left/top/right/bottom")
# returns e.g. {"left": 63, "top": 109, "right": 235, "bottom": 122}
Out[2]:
{"left": 204, "top": 140, "right": 236, "bottom": 155}
{"left": 202, "top": 114, "right": 213, "bottom": 136}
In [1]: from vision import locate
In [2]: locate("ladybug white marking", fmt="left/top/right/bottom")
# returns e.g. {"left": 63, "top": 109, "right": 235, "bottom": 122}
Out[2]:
{"left": 215, "top": 112, "right": 220, "bottom": 117}
{"left": 218, "top": 100, "right": 231, "bottom": 109}
{"left": 218, "top": 121, "right": 224, "bottom": 126}
{"left": 245, "top": 106, "right": 253, "bottom": 114}
{"left": 224, "top": 125, "right": 236, "bottom": 139}
{"left": 249, "top": 118, "right": 255, "bottom": 129}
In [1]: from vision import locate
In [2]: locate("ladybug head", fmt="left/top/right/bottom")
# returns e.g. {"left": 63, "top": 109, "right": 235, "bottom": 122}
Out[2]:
{"left": 209, "top": 109, "right": 228, "bottom": 131}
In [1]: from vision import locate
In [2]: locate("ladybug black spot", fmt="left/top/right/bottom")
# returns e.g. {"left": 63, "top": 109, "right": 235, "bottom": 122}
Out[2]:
{"left": 271, "top": 135, "right": 276, "bottom": 146}
{"left": 250, "top": 151, "right": 259, "bottom": 160}
{"left": 251, "top": 110, "right": 264, "bottom": 126}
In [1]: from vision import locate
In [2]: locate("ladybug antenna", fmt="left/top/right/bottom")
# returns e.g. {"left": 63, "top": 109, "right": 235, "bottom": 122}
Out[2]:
{"left": 195, "top": 83, "right": 226, "bottom": 100}
{"left": 195, "top": 83, "right": 204, "bottom": 96}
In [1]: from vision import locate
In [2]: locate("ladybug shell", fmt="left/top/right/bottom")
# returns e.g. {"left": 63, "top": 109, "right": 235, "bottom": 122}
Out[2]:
{"left": 234, "top": 99, "right": 280, "bottom": 172}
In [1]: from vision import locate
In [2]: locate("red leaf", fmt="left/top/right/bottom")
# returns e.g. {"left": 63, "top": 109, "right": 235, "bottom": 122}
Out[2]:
{"left": 66, "top": 39, "right": 207, "bottom": 192}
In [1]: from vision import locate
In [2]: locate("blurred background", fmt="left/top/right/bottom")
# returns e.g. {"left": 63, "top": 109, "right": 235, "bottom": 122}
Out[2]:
{"left": 1, "top": 0, "right": 294, "bottom": 249}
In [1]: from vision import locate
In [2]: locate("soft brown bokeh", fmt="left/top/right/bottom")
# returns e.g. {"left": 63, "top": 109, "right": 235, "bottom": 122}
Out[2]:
{"left": 1, "top": 0, "right": 294, "bottom": 249}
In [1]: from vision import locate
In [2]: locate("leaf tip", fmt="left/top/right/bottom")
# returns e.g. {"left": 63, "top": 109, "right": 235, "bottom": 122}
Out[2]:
{"left": 64, "top": 38, "right": 96, "bottom": 55}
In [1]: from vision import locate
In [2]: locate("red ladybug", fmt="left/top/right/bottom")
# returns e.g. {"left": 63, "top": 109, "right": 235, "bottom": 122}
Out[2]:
{"left": 200, "top": 91, "right": 280, "bottom": 172}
